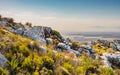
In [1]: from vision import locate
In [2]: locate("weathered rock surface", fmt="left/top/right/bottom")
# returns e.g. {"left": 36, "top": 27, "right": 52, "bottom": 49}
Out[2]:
{"left": 97, "top": 39, "right": 110, "bottom": 47}
{"left": 112, "top": 43, "right": 120, "bottom": 51}
{"left": 0, "top": 17, "right": 53, "bottom": 45}
{"left": 0, "top": 53, "right": 7, "bottom": 67}
{"left": 23, "top": 26, "right": 46, "bottom": 44}
{"left": 101, "top": 52, "right": 120, "bottom": 68}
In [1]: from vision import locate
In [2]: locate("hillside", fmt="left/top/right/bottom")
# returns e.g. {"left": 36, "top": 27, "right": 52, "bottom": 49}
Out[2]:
{"left": 0, "top": 15, "right": 120, "bottom": 75}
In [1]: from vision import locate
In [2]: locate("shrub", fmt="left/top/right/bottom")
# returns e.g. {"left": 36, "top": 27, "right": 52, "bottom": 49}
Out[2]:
{"left": 71, "top": 41, "right": 80, "bottom": 50}
{"left": 22, "top": 53, "right": 43, "bottom": 72}
{"left": 76, "top": 66, "right": 86, "bottom": 74}
{"left": 52, "top": 30, "right": 62, "bottom": 39}
{"left": 8, "top": 59, "right": 19, "bottom": 71}
{"left": 33, "top": 70, "right": 39, "bottom": 75}
{"left": 40, "top": 67, "right": 53, "bottom": 75}
{"left": 42, "top": 56, "right": 54, "bottom": 69}
{"left": 8, "top": 58, "right": 20, "bottom": 75}
{"left": 93, "top": 44, "right": 112, "bottom": 55}
{"left": 8, "top": 18, "right": 14, "bottom": 23}
{"left": 53, "top": 39, "right": 59, "bottom": 45}
{"left": 63, "top": 62, "right": 74, "bottom": 73}
{"left": 100, "top": 67, "right": 115, "bottom": 75}
{"left": 76, "top": 55, "right": 100, "bottom": 75}
{"left": 55, "top": 53, "right": 65, "bottom": 65}
{"left": 25, "top": 22, "right": 32, "bottom": 27}
{"left": 54, "top": 66, "right": 71, "bottom": 75}
{"left": 0, "top": 67, "right": 9, "bottom": 75}
{"left": 19, "top": 45, "right": 30, "bottom": 57}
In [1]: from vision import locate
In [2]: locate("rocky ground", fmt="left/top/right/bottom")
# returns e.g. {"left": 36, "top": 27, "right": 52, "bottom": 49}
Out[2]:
{"left": 0, "top": 15, "right": 120, "bottom": 75}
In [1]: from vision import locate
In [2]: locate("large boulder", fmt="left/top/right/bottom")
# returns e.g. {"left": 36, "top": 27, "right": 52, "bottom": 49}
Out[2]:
{"left": 23, "top": 26, "right": 46, "bottom": 44}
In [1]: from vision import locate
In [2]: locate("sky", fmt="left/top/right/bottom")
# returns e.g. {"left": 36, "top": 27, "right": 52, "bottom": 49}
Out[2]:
{"left": 0, "top": 0, "right": 120, "bottom": 33}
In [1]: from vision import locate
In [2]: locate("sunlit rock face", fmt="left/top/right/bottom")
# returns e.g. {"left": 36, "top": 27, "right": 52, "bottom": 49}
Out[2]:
{"left": 0, "top": 17, "right": 54, "bottom": 45}
{"left": 23, "top": 26, "right": 46, "bottom": 44}
{"left": 101, "top": 52, "right": 120, "bottom": 68}
{"left": 0, "top": 17, "right": 25, "bottom": 33}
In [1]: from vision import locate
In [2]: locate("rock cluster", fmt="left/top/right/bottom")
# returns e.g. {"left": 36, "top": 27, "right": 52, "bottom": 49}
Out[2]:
{"left": 97, "top": 39, "right": 110, "bottom": 47}
{"left": 0, "top": 17, "right": 52, "bottom": 45}
{"left": 101, "top": 52, "right": 120, "bottom": 68}
{"left": 112, "top": 40, "right": 120, "bottom": 51}
{"left": 56, "top": 39, "right": 96, "bottom": 57}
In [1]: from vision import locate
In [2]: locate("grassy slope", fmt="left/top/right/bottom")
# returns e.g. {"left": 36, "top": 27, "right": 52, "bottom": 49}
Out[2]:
{"left": 0, "top": 26, "right": 116, "bottom": 75}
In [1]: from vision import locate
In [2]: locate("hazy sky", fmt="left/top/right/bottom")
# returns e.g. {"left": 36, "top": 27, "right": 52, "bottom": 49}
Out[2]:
{"left": 0, "top": 0, "right": 120, "bottom": 33}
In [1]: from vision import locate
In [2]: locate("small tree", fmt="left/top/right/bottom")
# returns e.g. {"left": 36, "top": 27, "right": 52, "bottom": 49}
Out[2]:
{"left": 25, "top": 22, "right": 32, "bottom": 27}
{"left": 8, "top": 18, "right": 14, "bottom": 23}
{"left": 0, "top": 15, "right": 2, "bottom": 21}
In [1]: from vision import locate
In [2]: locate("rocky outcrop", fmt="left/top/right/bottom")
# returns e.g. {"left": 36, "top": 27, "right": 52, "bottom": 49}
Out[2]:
{"left": 97, "top": 39, "right": 110, "bottom": 47}
{"left": 0, "top": 17, "right": 53, "bottom": 45}
{"left": 101, "top": 52, "right": 120, "bottom": 68}
{"left": 57, "top": 43, "right": 80, "bottom": 56}
{"left": 112, "top": 40, "right": 120, "bottom": 51}
{"left": 0, "top": 16, "right": 96, "bottom": 57}
{"left": 112, "top": 43, "right": 120, "bottom": 51}
{"left": 23, "top": 26, "right": 46, "bottom": 44}
{"left": 78, "top": 44, "right": 95, "bottom": 58}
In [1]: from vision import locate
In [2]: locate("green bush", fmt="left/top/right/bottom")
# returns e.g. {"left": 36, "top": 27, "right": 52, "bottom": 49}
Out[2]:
{"left": 9, "top": 59, "right": 19, "bottom": 70}
{"left": 100, "top": 67, "right": 115, "bottom": 75}
{"left": 8, "top": 18, "right": 14, "bottom": 23}
{"left": 19, "top": 45, "right": 30, "bottom": 57}
{"left": 42, "top": 56, "right": 54, "bottom": 69}
{"left": 0, "top": 67, "right": 9, "bottom": 75}
{"left": 22, "top": 52, "right": 43, "bottom": 71}
{"left": 52, "top": 30, "right": 62, "bottom": 39}
{"left": 63, "top": 62, "right": 74, "bottom": 73}
{"left": 40, "top": 67, "right": 53, "bottom": 75}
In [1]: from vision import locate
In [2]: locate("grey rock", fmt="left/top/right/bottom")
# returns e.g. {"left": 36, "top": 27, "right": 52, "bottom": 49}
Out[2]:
{"left": 67, "top": 49, "right": 80, "bottom": 56}
{"left": 57, "top": 43, "right": 67, "bottom": 49}
{"left": 38, "top": 46, "right": 47, "bottom": 52}
{"left": 112, "top": 43, "right": 120, "bottom": 51}
{"left": 0, "top": 54, "right": 7, "bottom": 67}
{"left": 102, "top": 52, "right": 120, "bottom": 68}
{"left": 46, "top": 38, "right": 53, "bottom": 45}
{"left": 23, "top": 26, "right": 46, "bottom": 44}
